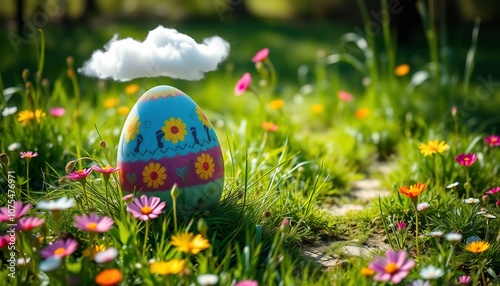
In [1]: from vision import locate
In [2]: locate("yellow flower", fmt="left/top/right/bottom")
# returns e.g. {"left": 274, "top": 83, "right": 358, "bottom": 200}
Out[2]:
{"left": 418, "top": 140, "right": 450, "bottom": 157}
{"left": 104, "top": 97, "right": 119, "bottom": 108}
{"left": 311, "top": 104, "right": 324, "bottom": 114}
{"left": 83, "top": 245, "right": 106, "bottom": 260}
{"left": 195, "top": 153, "right": 215, "bottom": 180}
{"left": 162, "top": 117, "right": 187, "bottom": 144}
{"left": 268, "top": 99, "right": 285, "bottom": 110}
{"left": 117, "top": 106, "right": 130, "bottom": 115}
{"left": 170, "top": 232, "right": 210, "bottom": 255}
{"left": 355, "top": 108, "right": 369, "bottom": 119}
{"left": 125, "top": 84, "right": 140, "bottom": 95}
{"left": 125, "top": 115, "right": 141, "bottom": 143}
{"left": 149, "top": 259, "right": 186, "bottom": 275}
{"left": 196, "top": 106, "right": 210, "bottom": 127}
{"left": 17, "top": 109, "right": 46, "bottom": 125}
{"left": 142, "top": 163, "right": 167, "bottom": 189}
{"left": 361, "top": 267, "right": 375, "bottom": 276}
{"left": 395, "top": 64, "right": 410, "bottom": 76}
{"left": 465, "top": 241, "right": 490, "bottom": 254}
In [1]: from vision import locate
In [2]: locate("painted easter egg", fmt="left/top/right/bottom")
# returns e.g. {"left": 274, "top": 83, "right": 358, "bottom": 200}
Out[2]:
{"left": 117, "top": 85, "right": 224, "bottom": 213}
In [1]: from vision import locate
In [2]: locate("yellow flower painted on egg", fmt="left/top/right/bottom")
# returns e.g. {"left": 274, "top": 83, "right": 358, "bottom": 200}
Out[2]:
{"left": 125, "top": 115, "right": 141, "bottom": 143}
{"left": 195, "top": 153, "right": 215, "bottom": 180}
{"left": 162, "top": 117, "right": 187, "bottom": 144}
{"left": 196, "top": 106, "right": 210, "bottom": 127}
{"left": 142, "top": 163, "right": 167, "bottom": 189}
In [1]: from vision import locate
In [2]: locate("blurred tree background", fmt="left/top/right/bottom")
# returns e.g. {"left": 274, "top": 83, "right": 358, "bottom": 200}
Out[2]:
{"left": 1, "top": 0, "right": 499, "bottom": 89}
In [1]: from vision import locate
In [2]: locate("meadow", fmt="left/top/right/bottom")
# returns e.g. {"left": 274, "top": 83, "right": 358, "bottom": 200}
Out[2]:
{"left": 1, "top": 3, "right": 500, "bottom": 286}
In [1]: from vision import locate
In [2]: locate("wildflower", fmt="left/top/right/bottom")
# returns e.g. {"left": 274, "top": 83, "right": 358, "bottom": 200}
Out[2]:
{"left": 17, "top": 217, "right": 44, "bottom": 231}
{"left": 0, "top": 201, "right": 31, "bottom": 222}
{"left": 396, "top": 222, "right": 407, "bottom": 232}
{"left": 268, "top": 99, "right": 284, "bottom": 110}
{"left": 2, "top": 106, "right": 17, "bottom": 117}
{"left": 17, "top": 109, "right": 46, "bottom": 125}
{"left": 395, "top": 64, "right": 410, "bottom": 76}
{"left": 280, "top": 217, "right": 291, "bottom": 233}
{"left": 408, "top": 280, "right": 430, "bottom": 286}
{"left": 355, "top": 107, "right": 369, "bottom": 119}
{"left": 455, "top": 153, "right": 477, "bottom": 167}
{"left": 445, "top": 232, "right": 463, "bottom": 243}
{"left": 418, "top": 140, "right": 450, "bottom": 156}
{"left": 117, "top": 106, "right": 130, "bottom": 115}
{"left": 170, "top": 232, "right": 210, "bottom": 255}
{"left": 149, "top": 259, "right": 186, "bottom": 275}
{"left": 39, "top": 257, "right": 62, "bottom": 272}
{"left": 49, "top": 107, "right": 65, "bottom": 117}
{"left": 427, "top": 231, "right": 444, "bottom": 238}
{"left": 92, "top": 165, "right": 120, "bottom": 184}
{"left": 252, "top": 48, "right": 269, "bottom": 63}
{"left": 74, "top": 213, "right": 114, "bottom": 233}
{"left": 83, "top": 245, "right": 106, "bottom": 260}
{"left": 37, "top": 197, "right": 75, "bottom": 211}
{"left": 398, "top": 182, "right": 427, "bottom": 205}
{"left": 417, "top": 202, "right": 430, "bottom": 212}
{"left": 125, "top": 83, "right": 140, "bottom": 95}
{"left": 20, "top": 151, "right": 38, "bottom": 159}
{"left": 261, "top": 121, "right": 279, "bottom": 132}
{"left": 463, "top": 198, "right": 480, "bottom": 204}
{"left": 94, "top": 247, "right": 118, "bottom": 264}
{"left": 486, "top": 187, "right": 500, "bottom": 196}
{"left": 40, "top": 238, "right": 78, "bottom": 258}
{"left": 17, "top": 257, "right": 31, "bottom": 266}
{"left": 0, "top": 234, "right": 13, "bottom": 248}
{"left": 235, "top": 281, "right": 259, "bottom": 286}
{"left": 338, "top": 90, "right": 353, "bottom": 102}
{"left": 457, "top": 275, "right": 472, "bottom": 285}
{"left": 235, "top": 73, "right": 252, "bottom": 96}
{"left": 103, "top": 97, "right": 119, "bottom": 108}
{"left": 66, "top": 168, "right": 93, "bottom": 183}
{"left": 122, "top": 194, "right": 134, "bottom": 203}
{"left": 95, "top": 268, "right": 123, "bottom": 286}
{"left": 127, "top": 195, "right": 166, "bottom": 221}
{"left": 197, "top": 274, "right": 219, "bottom": 286}
{"left": 446, "top": 182, "right": 459, "bottom": 189}
{"left": 464, "top": 240, "right": 490, "bottom": 253}
{"left": 311, "top": 104, "right": 324, "bottom": 114}
{"left": 8, "top": 142, "right": 21, "bottom": 151}
{"left": 419, "top": 265, "right": 444, "bottom": 280}
{"left": 368, "top": 249, "right": 415, "bottom": 284}
{"left": 451, "top": 106, "right": 457, "bottom": 117}
{"left": 484, "top": 135, "right": 500, "bottom": 147}
{"left": 361, "top": 267, "right": 375, "bottom": 276}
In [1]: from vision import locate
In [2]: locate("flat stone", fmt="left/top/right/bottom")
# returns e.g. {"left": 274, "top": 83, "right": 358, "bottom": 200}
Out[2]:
{"left": 352, "top": 179, "right": 382, "bottom": 190}
{"left": 352, "top": 189, "right": 390, "bottom": 202}
{"left": 328, "top": 204, "right": 365, "bottom": 216}
{"left": 341, "top": 245, "right": 373, "bottom": 257}
{"left": 302, "top": 243, "right": 339, "bottom": 268}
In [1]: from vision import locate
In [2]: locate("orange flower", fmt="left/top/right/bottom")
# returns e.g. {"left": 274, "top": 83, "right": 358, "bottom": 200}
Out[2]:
{"left": 355, "top": 108, "right": 369, "bottom": 119}
{"left": 361, "top": 267, "right": 375, "bottom": 276}
{"left": 268, "top": 99, "right": 285, "bottom": 110}
{"left": 262, "top": 122, "right": 279, "bottom": 132}
{"left": 125, "top": 84, "right": 140, "bottom": 95}
{"left": 95, "top": 268, "right": 122, "bottom": 286}
{"left": 395, "top": 64, "right": 410, "bottom": 76}
{"left": 399, "top": 182, "right": 427, "bottom": 205}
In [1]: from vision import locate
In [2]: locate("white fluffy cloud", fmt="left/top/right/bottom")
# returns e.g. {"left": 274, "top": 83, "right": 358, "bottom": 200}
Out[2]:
{"left": 78, "top": 25, "right": 230, "bottom": 81}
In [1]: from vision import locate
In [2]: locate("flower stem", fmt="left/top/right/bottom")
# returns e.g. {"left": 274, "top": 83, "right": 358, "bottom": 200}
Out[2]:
{"left": 105, "top": 182, "right": 111, "bottom": 215}
{"left": 81, "top": 182, "right": 91, "bottom": 212}
{"left": 415, "top": 206, "right": 420, "bottom": 260}
{"left": 142, "top": 220, "right": 150, "bottom": 257}
{"left": 26, "top": 160, "right": 30, "bottom": 197}
{"left": 465, "top": 168, "right": 470, "bottom": 198}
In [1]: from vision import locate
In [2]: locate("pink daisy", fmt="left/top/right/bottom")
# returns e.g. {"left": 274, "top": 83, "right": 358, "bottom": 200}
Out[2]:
{"left": 0, "top": 201, "right": 31, "bottom": 222}
{"left": 234, "top": 73, "right": 252, "bottom": 96}
{"left": 252, "top": 48, "right": 269, "bottom": 63}
{"left": 40, "top": 238, "right": 78, "bottom": 259}
{"left": 17, "top": 217, "right": 45, "bottom": 231}
{"left": 126, "top": 195, "right": 166, "bottom": 221}
{"left": 369, "top": 249, "right": 415, "bottom": 284}
{"left": 74, "top": 213, "right": 114, "bottom": 233}
{"left": 455, "top": 153, "right": 477, "bottom": 167}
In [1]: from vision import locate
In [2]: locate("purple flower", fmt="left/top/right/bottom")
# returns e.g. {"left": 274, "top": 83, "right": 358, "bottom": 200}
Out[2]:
{"left": 235, "top": 280, "right": 259, "bottom": 286}
{"left": 369, "top": 249, "right": 415, "bottom": 284}
{"left": 41, "top": 238, "right": 78, "bottom": 259}
{"left": 126, "top": 195, "right": 166, "bottom": 221}
{"left": 74, "top": 213, "right": 114, "bottom": 233}
{"left": 17, "top": 217, "right": 45, "bottom": 231}
{"left": 486, "top": 187, "right": 500, "bottom": 196}
{"left": 396, "top": 222, "right": 407, "bottom": 232}
{"left": 455, "top": 153, "right": 477, "bottom": 167}
{"left": 0, "top": 201, "right": 31, "bottom": 222}
{"left": 458, "top": 275, "right": 471, "bottom": 284}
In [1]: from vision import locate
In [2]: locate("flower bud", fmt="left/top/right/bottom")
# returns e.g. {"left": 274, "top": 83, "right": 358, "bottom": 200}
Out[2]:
{"left": 99, "top": 140, "right": 107, "bottom": 149}
{"left": 197, "top": 218, "right": 208, "bottom": 238}
{"left": 65, "top": 160, "right": 76, "bottom": 174}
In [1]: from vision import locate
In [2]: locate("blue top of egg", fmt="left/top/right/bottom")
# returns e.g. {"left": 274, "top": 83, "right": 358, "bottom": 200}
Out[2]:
{"left": 119, "top": 86, "right": 220, "bottom": 162}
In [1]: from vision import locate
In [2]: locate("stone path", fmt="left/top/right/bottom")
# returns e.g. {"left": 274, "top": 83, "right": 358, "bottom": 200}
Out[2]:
{"left": 302, "top": 175, "right": 392, "bottom": 269}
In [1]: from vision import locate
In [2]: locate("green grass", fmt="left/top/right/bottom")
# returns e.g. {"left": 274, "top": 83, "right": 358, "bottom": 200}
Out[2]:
{"left": 1, "top": 9, "right": 500, "bottom": 286}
